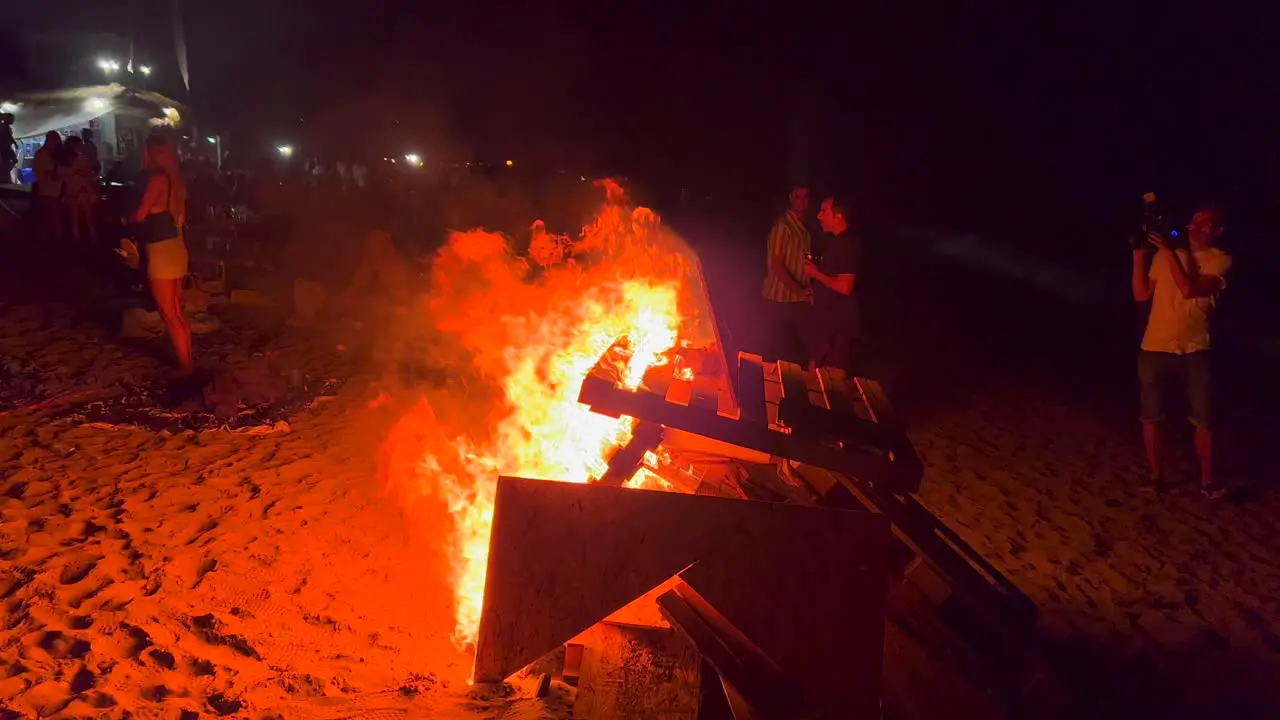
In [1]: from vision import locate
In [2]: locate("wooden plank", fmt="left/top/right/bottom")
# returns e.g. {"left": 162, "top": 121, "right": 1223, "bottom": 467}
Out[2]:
{"left": 598, "top": 421, "right": 665, "bottom": 487}
{"left": 690, "top": 370, "right": 722, "bottom": 414}
{"left": 776, "top": 360, "right": 819, "bottom": 432}
{"left": 801, "top": 367, "right": 829, "bottom": 409}
{"left": 572, "top": 623, "right": 701, "bottom": 720}
{"left": 677, "top": 499, "right": 890, "bottom": 720}
{"left": 816, "top": 366, "right": 866, "bottom": 418}
{"left": 661, "top": 427, "right": 772, "bottom": 465}
{"left": 579, "top": 373, "right": 920, "bottom": 494}
{"left": 656, "top": 590, "right": 805, "bottom": 720}
{"left": 797, "top": 464, "right": 1037, "bottom": 633}
{"left": 735, "top": 353, "right": 768, "bottom": 425}
{"left": 642, "top": 362, "right": 676, "bottom": 400}
{"left": 852, "top": 377, "right": 924, "bottom": 489}
{"left": 719, "top": 675, "right": 760, "bottom": 720}
{"left": 474, "top": 477, "right": 891, "bottom": 684}
{"left": 690, "top": 254, "right": 739, "bottom": 413}
{"left": 603, "top": 577, "right": 680, "bottom": 630}
{"left": 667, "top": 374, "right": 694, "bottom": 406}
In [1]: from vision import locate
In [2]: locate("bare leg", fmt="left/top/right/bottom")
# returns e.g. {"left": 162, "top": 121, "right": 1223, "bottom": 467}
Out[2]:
{"left": 149, "top": 278, "right": 194, "bottom": 372}
{"left": 1141, "top": 422, "right": 1162, "bottom": 480}
{"left": 1194, "top": 427, "right": 1213, "bottom": 487}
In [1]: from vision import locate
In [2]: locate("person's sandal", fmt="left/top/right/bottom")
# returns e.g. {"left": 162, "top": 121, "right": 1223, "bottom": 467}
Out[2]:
{"left": 1141, "top": 474, "right": 1163, "bottom": 492}
{"left": 1200, "top": 482, "right": 1228, "bottom": 500}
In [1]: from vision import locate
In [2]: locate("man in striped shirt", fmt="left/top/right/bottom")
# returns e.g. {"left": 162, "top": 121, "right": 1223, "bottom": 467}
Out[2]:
{"left": 761, "top": 186, "right": 814, "bottom": 364}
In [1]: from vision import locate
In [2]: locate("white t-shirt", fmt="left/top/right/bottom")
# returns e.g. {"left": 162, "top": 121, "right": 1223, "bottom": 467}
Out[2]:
{"left": 1141, "top": 247, "right": 1232, "bottom": 354}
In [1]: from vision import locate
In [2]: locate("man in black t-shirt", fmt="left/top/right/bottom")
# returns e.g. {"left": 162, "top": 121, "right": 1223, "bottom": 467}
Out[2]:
{"left": 803, "top": 195, "right": 862, "bottom": 372}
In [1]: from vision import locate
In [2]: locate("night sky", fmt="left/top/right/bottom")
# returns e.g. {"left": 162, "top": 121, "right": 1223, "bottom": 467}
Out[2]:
{"left": 4, "top": 1, "right": 1280, "bottom": 249}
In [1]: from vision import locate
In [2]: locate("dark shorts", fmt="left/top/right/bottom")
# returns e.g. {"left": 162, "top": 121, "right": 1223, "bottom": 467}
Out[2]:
{"left": 1138, "top": 350, "right": 1212, "bottom": 429}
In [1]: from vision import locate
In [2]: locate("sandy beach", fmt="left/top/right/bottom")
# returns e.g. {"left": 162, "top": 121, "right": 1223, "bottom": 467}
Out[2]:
{"left": 0, "top": 223, "right": 1278, "bottom": 719}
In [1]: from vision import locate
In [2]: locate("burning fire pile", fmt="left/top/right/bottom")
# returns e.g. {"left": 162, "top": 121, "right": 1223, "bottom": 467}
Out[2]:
{"left": 381, "top": 181, "right": 716, "bottom": 652}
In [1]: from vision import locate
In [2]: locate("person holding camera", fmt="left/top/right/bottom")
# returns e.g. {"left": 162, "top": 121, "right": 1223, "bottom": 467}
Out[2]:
{"left": 1131, "top": 204, "right": 1232, "bottom": 498}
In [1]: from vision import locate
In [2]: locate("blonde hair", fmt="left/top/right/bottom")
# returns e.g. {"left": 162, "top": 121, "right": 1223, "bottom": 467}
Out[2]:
{"left": 146, "top": 136, "right": 188, "bottom": 227}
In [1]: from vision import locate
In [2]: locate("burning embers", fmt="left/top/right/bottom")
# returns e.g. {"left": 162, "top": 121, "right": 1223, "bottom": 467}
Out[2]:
{"left": 380, "top": 183, "right": 713, "bottom": 649}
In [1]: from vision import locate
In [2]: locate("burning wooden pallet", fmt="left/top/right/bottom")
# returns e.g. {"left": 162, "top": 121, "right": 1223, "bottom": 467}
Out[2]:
{"left": 580, "top": 341, "right": 924, "bottom": 496}
{"left": 471, "top": 343, "right": 1056, "bottom": 717}
{"left": 573, "top": 343, "right": 1052, "bottom": 712}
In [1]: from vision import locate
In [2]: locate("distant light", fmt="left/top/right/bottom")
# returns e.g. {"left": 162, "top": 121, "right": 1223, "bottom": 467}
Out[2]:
{"left": 139, "top": 65, "right": 152, "bottom": 76}
{"left": 505, "top": 159, "right": 514, "bottom": 167}
{"left": 206, "top": 136, "right": 217, "bottom": 144}
{"left": 404, "top": 152, "right": 423, "bottom": 167}
{"left": 85, "top": 97, "right": 107, "bottom": 111}
{"left": 97, "top": 58, "right": 120, "bottom": 73}
{"left": 277, "top": 145, "right": 294, "bottom": 158}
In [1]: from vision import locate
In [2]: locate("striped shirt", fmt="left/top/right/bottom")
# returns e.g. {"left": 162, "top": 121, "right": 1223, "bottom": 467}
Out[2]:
{"left": 761, "top": 210, "right": 811, "bottom": 303}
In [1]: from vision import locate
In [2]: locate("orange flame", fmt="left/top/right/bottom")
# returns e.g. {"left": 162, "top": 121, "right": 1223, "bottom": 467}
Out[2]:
{"left": 382, "top": 184, "right": 711, "bottom": 650}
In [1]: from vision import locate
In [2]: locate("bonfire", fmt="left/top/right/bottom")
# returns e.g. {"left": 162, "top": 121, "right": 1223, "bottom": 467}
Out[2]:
{"left": 381, "top": 181, "right": 716, "bottom": 652}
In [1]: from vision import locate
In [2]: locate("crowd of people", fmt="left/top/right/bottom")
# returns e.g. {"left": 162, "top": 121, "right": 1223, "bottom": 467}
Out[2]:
{"left": 30, "top": 128, "right": 103, "bottom": 245}
{"left": 760, "top": 184, "right": 1235, "bottom": 499}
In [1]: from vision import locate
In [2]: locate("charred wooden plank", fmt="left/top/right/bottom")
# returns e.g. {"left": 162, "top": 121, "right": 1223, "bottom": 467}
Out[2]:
{"left": 735, "top": 353, "right": 769, "bottom": 426}
{"left": 816, "top": 366, "right": 864, "bottom": 418}
{"left": 598, "top": 421, "right": 666, "bottom": 487}
{"left": 676, "top": 502, "right": 890, "bottom": 720}
{"left": 801, "top": 366, "right": 829, "bottom": 409}
{"left": 797, "top": 463, "right": 1036, "bottom": 629}
{"left": 776, "top": 360, "right": 820, "bottom": 432}
{"left": 641, "top": 361, "right": 676, "bottom": 401}
{"left": 851, "top": 377, "right": 923, "bottom": 493}
{"left": 690, "top": 371, "right": 722, "bottom": 414}
{"left": 579, "top": 372, "right": 921, "bottom": 494}
{"left": 667, "top": 374, "right": 694, "bottom": 406}
{"left": 657, "top": 590, "right": 805, "bottom": 720}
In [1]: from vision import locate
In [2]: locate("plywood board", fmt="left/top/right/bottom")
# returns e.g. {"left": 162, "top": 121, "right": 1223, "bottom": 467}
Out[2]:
{"left": 677, "top": 508, "right": 890, "bottom": 720}
{"left": 601, "top": 576, "right": 679, "bottom": 630}
{"left": 572, "top": 623, "right": 701, "bottom": 720}
{"left": 473, "top": 477, "right": 890, "bottom": 684}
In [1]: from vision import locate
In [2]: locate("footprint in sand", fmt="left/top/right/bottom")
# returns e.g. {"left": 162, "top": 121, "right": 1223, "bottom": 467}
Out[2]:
{"left": 69, "top": 665, "right": 95, "bottom": 693}
{"left": 38, "top": 630, "right": 91, "bottom": 660}
{"left": 119, "top": 623, "right": 154, "bottom": 657}
{"left": 57, "top": 554, "right": 103, "bottom": 585}
{"left": 189, "top": 613, "right": 261, "bottom": 660}
{"left": 187, "top": 517, "right": 220, "bottom": 547}
{"left": 188, "top": 656, "right": 216, "bottom": 677}
{"left": 147, "top": 648, "right": 177, "bottom": 670}
{"left": 206, "top": 691, "right": 244, "bottom": 716}
{"left": 192, "top": 557, "right": 218, "bottom": 589}
{"left": 3, "top": 599, "right": 30, "bottom": 631}
{"left": 0, "top": 570, "right": 32, "bottom": 600}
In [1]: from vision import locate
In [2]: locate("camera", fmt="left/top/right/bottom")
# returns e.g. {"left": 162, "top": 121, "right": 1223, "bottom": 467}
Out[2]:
{"left": 1131, "top": 191, "right": 1183, "bottom": 250}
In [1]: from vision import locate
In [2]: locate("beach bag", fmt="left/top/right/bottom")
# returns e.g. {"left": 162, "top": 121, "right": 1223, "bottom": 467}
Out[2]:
{"left": 135, "top": 173, "right": 179, "bottom": 244}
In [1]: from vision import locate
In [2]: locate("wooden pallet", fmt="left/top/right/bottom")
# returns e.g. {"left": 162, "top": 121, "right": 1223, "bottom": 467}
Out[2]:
{"left": 577, "top": 342, "right": 1051, "bottom": 708}
{"left": 579, "top": 344, "right": 923, "bottom": 495}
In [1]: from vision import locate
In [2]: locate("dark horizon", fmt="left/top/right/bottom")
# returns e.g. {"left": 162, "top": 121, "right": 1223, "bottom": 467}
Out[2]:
{"left": 5, "top": 2, "right": 1280, "bottom": 255}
